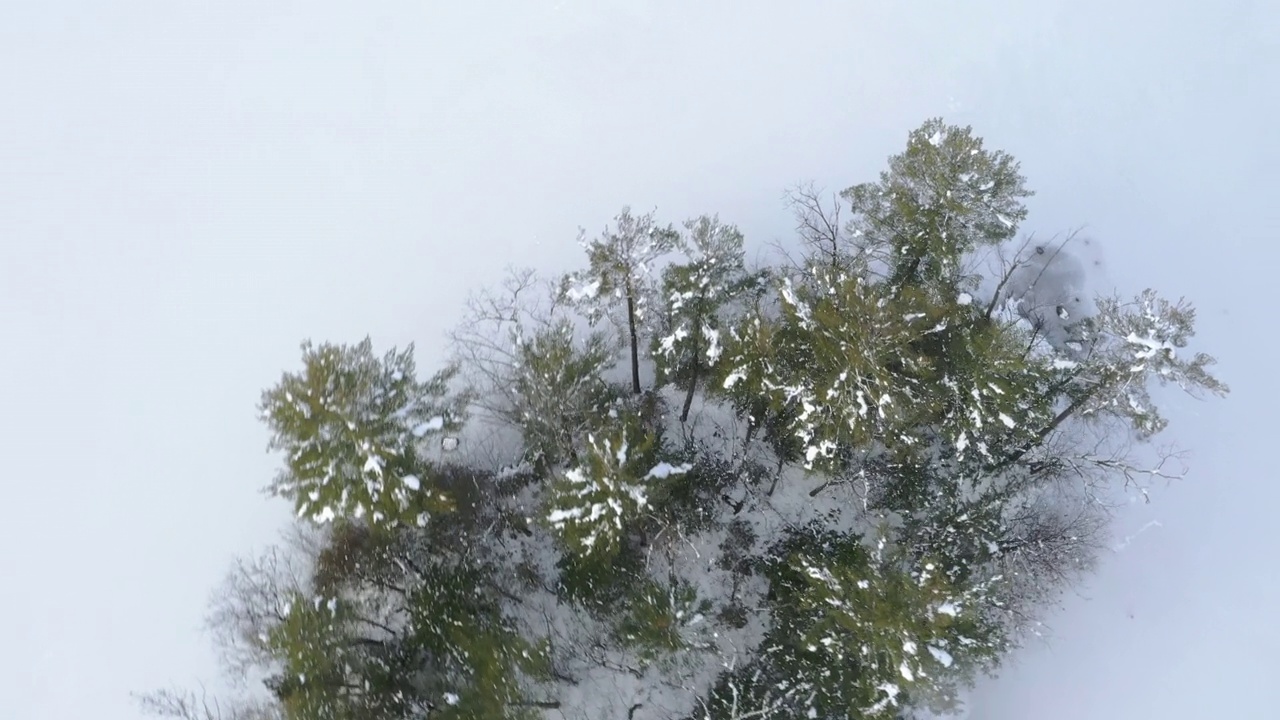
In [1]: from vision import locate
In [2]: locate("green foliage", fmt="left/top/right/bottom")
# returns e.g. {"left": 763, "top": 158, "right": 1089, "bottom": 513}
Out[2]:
{"left": 760, "top": 529, "right": 1004, "bottom": 719}
{"left": 260, "top": 338, "right": 467, "bottom": 528}
{"left": 842, "top": 117, "right": 1032, "bottom": 292}
{"left": 554, "top": 535, "right": 646, "bottom": 611}
{"left": 562, "top": 206, "right": 684, "bottom": 394}
{"left": 401, "top": 563, "right": 549, "bottom": 720}
{"left": 691, "top": 656, "right": 796, "bottom": 720}
{"left": 263, "top": 593, "right": 374, "bottom": 720}
{"left": 917, "top": 299, "right": 1060, "bottom": 466}
{"left": 508, "top": 319, "right": 620, "bottom": 471}
{"left": 1070, "top": 289, "right": 1229, "bottom": 437}
{"left": 268, "top": 540, "right": 548, "bottom": 720}
{"left": 653, "top": 216, "right": 765, "bottom": 399}
{"left": 544, "top": 408, "right": 689, "bottom": 559}
{"left": 714, "top": 518, "right": 759, "bottom": 630}
{"left": 614, "top": 577, "right": 714, "bottom": 666}
{"left": 311, "top": 520, "right": 401, "bottom": 597}
{"left": 718, "top": 270, "right": 934, "bottom": 469}
{"left": 703, "top": 305, "right": 810, "bottom": 467}
{"left": 643, "top": 455, "right": 736, "bottom": 533}
{"left": 561, "top": 206, "right": 682, "bottom": 329}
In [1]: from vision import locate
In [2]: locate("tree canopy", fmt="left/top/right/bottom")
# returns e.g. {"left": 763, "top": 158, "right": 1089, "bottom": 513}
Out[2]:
{"left": 140, "top": 119, "right": 1226, "bottom": 720}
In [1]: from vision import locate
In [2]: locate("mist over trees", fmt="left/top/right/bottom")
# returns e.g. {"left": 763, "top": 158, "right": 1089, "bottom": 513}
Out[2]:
{"left": 138, "top": 119, "right": 1227, "bottom": 720}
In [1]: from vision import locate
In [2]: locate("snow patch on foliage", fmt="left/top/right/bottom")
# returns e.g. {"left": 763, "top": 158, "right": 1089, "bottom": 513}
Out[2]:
{"left": 565, "top": 278, "right": 601, "bottom": 302}
{"left": 928, "top": 644, "right": 955, "bottom": 667}
{"left": 412, "top": 415, "right": 445, "bottom": 436}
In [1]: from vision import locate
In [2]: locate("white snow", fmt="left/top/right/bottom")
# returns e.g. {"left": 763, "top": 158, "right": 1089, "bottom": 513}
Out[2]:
{"left": 401, "top": 474, "right": 421, "bottom": 491}
{"left": 704, "top": 325, "right": 723, "bottom": 364}
{"left": 723, "top": 368, "right": 747, "bottom": 389}
{"left": 1126, "top": 331, "right": 1175, "bottom": 360}
{"left": 928, "top": 645, "right": 954, "bottom": 668}
{"left": 868, "top": 682, "right": 902, "bottom": 715}
{"left": 547, "top": 506, "right": 584, "bottom": 524}
{"left": 565, "top": 278, "right": 602, "bottom": 302}
{"left": 413, "top": 415, "right": 445, "bottom": 436}
{"left": 644, "top": 461, "right": 693, "bottom": 479}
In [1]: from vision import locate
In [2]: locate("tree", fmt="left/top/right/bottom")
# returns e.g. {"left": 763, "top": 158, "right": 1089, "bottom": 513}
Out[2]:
{"left": 141, "top": 119, "right": 1226, "bottom": 720}
{"left": 260, "top": 338, "right": 470, "bottom": 528}
{"left": 653, "top": 215, "right": 767, "bottom": 424}
{"left": 562, "top": 207, "right": 683, "bottom": 395}
{"left": 841, "top": 118, "right": 1032, "bottom": 293}
{"left": 544, "top": 406, "right": 689, "bottom": 561}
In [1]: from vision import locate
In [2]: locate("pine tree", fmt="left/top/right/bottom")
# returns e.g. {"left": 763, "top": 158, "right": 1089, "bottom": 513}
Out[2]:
{"left": 544, "top": 405, "right": 689, "bottom": 561}
{"left": 506, "top": 319, "right": 620, "bottom": 473}
{"left": 654, "top": 215, "right": 767, "bottom": 423}
{"left": 259, "top": 338, "right": 469, "bottom": 528}
{"left": 561, "top": 207, "right": 683, "bottom": 395}
{"left": 842, "top": 118, "right": 1032, "bottom": 294}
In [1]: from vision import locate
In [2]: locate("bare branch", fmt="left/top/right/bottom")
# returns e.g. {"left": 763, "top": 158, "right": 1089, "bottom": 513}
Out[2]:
{"left": 134, "top": 687, "right": 282, "bottom": 720}
{"left": 785, "top": 182, "right": 846, "bottom": 272}
{"left": 983, "top": 234, "right": 1037, "bottom": 319}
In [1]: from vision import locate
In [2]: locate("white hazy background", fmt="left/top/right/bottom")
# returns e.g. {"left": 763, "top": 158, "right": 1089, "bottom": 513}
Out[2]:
{"left": 1, "top": 1, "right": 1274, "bottom": 718}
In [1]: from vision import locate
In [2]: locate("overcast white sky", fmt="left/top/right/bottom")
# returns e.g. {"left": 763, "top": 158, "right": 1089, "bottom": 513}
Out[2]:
{"left": 1, "top": 1, "right": 1275, "bottom": 718}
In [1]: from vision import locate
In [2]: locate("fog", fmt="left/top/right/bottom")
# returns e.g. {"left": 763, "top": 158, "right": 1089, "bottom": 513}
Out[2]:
{"left": 2, "top": 2, "right": 1274, "bottom": 717}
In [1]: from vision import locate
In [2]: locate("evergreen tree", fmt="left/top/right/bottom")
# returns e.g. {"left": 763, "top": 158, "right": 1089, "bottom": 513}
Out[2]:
{"left": 653, "top": 215, "right": 767, "bottom": 423}
{"left": 842, "top": 118, "right": 1031, "bottom": 294}
{"left": 260, "top": 338, "right": 469, "bottom": 528}
{"left": 506, "top": 319, "right": 620, "bottom": 474}
{"left": 561, "top": 207, "right": 683, "bottom": 395}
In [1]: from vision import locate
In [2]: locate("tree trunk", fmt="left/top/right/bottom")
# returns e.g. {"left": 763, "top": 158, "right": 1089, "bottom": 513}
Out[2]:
{"left": 626, "top": 281, "right": 641, "bottom": 395}
{"left": 892, "top": 246, "right": 926, "bottom": 288}
{"left": 680, "top": 324, "right": 702, "bottom": 423}
{"left": 680, "top": 358, "right": 699, "bottom": 423}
